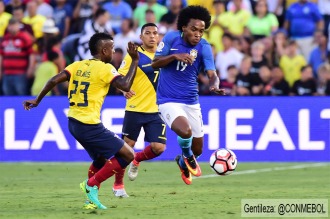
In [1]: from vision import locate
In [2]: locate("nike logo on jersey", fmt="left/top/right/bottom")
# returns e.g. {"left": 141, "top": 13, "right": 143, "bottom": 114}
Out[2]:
{"left": 122, "top": 133, "right": 129, "bottom": 136}
{"left": 170, "top": 48, "right": 179, "bottom": 50}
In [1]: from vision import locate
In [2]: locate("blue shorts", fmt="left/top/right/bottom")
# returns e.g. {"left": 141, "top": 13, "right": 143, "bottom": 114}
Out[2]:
{"left": 122, "top": 111, "right": 166, "bottom": 144}
{"left": 68, "top": 118, "right": 124, "bottom": 160}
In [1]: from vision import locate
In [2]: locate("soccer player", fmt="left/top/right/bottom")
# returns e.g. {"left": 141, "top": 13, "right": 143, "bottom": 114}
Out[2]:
{"left": 152, "top": 6, "right": 225, "bottom": 185}
{"left": 23, "top": 32, "right": 139, "bottom": 209}
{"left": 112, "top": 23, "right": 166, "bottom": 198}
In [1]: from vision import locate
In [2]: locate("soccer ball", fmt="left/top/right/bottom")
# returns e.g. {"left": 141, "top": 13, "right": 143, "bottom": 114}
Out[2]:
{"left": 209, "top": 148, "right": 237, "bottom": 175}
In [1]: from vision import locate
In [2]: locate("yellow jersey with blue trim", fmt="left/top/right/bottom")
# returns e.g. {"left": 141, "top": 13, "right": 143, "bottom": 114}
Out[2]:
{"left": 118, "top": 46, "right": 159, "bottom": 113}
{"left": 65, "top": 59, "right": 120, "bottom": 124}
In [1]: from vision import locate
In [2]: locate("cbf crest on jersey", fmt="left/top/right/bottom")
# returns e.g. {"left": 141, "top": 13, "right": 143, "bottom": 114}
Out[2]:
{"left": 190, "top": 49, "right": 198, "bottom": 61}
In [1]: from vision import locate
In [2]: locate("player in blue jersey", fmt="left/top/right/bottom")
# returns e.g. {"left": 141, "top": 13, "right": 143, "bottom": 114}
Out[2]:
{"left": 151, "top": 5, "right": 225, "bottom": 185}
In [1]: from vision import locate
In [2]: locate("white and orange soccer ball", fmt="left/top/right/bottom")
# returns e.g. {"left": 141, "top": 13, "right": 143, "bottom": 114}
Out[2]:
{"left": 209, "top": 148, "right": 237, "bottom": 175}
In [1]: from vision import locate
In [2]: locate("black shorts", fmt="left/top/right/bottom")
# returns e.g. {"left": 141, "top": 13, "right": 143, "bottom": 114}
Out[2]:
{"left": 122, "top": 111, "right": 166, "bottom": 144}
{"left": 68, "top": 118, "right": 124, "bottom": 160}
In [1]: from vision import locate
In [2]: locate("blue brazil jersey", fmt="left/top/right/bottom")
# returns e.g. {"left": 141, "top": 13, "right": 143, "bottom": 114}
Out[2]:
{"left": 155, "top": 31, "right": 216, "bottom": 105}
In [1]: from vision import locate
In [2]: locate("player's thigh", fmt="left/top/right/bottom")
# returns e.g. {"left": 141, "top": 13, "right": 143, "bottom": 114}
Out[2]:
{"left": 122, "top": 111, "right": 143, "bottom": 142}
{"left": 184, "top": 104, "right": 204, "bottom": 138}
{"left": 69, "top": 118, "right": 124, "bottom": 160}
{"left": 158, "top": 102, "right": 189, "bottom": 130}
{"left": 143, "top": 113, "right": 167, "bottom": 144}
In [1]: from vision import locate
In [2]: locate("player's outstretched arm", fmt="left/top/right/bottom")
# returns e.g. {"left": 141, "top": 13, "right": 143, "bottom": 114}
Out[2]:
{"left": 112, "top": 42, "right": 139, "bottom": 92}
{"left": 23, "top": 71, "right": 69, "bottom": 110}
{"left": 207, "top": 70, "right": 226, "bottom": 95}
{"left": 152, "top": 53, "right": 194, "bottom": 68}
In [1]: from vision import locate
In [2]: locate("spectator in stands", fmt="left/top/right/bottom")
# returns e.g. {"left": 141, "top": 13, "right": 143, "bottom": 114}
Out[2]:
{"left": 36, "top": 0, "right": 53, "bottom": 18}
{"left": 316, "top": 63, "right": 330, "bottom": 95}
{"left": 133, "top": 0, "right": 167, "bottom": 27}
{"left": 0, "top": 18, "right": 35, "bottom": 95}
{"left": 246, "top": 0, "right": 279, "bottom": 40}
{"left": 114, "top": 18, "right": 137, "bottom": 56}
{"left": 102, "top": 0, "right": 132, "bottom": 34}
{"left": 318, "top": 0, "right": 330, "bottom": 37}
{"left": 160, "top": 0, "right": 182, "bottom": 31}
{"left": 136, "top": 9, "right": 157, "bottom": 36}
{"left": 158, "top": 0, "right": 187, "bottom": 8}
{"left": 267, "top": 0, "right": 284, "bottom": 26}
{"left": 5, "top": 0, "right": 24, "bottom": 14}
{"left": 266, "top": 66, "right": 290, "bottom": 96}
{"left": 233, "top": 55, "right": 253, "bottom": 96}
{"left": 215, "top": 33, "right": 244, "bottom": 80}
{"left": 31, "top": 50, "right": 60, "bottom": 96}
{"left": 205, "top": 0, "right": 225, "bottom": 53}
{"left": 72, "top": 0, "right": 95, "bottom": 34}
{"left": 239, "top": 36, "right": 252, "bottom": 56}
{"left": 270, "top": 29, "right": 287, "bottom": 67}
{"left": 250, "top": 41, "right": 268, "bottom": 77}
{"left": 75, "top": 8, "right": 113, "bottom": 61}
{"left": 309, "top": 31, "right": 328, "bottom": 77}
{"left": 252, "top": 65, "right": 271, "bottom": 95}
{"left": 219, "top": 65, "right": 238, "bottom": 96}
{"left": 7, "top": 6, "right": 34, "bottom": 38}
{"left": 279, "top": 40, "right": 306, "bottom": 87}
{"left": 221, "top": 0, "right": 250, "bottom": 37}
{"left": 227, "top": 0, "right": 252, "bottom": 14}
{"left": 53, "top": 0, "right": 72, "bottom": 38}
{"left": 291, "top": 65, "right": 317, "bottom": 96}
{"left": 0, "top": 0, "right": 11, "bottom": 38}
{"left": 23, "top": 0, "right": 46, "bottom": 41}
{"left": 284, "top": 0, "right": 323, "bottom": 60}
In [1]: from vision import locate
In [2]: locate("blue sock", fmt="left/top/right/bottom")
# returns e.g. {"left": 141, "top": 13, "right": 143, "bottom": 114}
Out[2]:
{"left": 177, "top": 136, "right": 193, "bottom": 158}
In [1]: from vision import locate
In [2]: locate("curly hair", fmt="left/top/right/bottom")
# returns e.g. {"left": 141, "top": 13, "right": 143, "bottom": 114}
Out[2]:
{"left": 177, "top": 6, "right": 211, "bottom": 31}
{"left": 89, "top": 32, "right": 113, "bottom": 56}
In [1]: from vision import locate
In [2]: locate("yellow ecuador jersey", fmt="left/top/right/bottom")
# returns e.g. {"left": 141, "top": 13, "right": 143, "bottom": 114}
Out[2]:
{"left": 22, "top": 15, "right": 46, "bottom": 39}
{"left": 118, "top": 46, "right": 158, "bottom": 113}
{"left": 279, "top": 55, "right": 306, "bottom": 87}
{"left": 65, "top": 59, "right": 120, "bottom": 124}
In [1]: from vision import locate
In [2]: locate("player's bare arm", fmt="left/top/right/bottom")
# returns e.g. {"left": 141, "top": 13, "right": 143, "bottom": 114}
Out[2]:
{"left": 23, "top": 71, "right": 69, "bottom": 110}
{"left": 207, "top": 70, "right": 226, "bottom": 95}
{"left": 152, "top": 53, "right": 194, "bottom": 68}
{"left": 112, "top": 42, "right": 139, "bottom": 92}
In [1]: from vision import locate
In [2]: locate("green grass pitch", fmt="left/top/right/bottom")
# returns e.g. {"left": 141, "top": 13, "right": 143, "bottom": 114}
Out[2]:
{"left": 0, "top": 162, "right": 329, "bottom": 219}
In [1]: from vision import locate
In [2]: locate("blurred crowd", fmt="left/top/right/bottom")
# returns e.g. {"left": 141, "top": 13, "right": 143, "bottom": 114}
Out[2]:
{"left": 0, "top": 0, "right": 330, "bottom": 96}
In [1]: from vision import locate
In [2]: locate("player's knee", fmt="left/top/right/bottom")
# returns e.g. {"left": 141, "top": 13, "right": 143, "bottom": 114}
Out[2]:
{"left": 178, "top": 127, "right": 192, "bottom": 139}
{"left": 151, "top": 143, "right": 166, "bottom": 155}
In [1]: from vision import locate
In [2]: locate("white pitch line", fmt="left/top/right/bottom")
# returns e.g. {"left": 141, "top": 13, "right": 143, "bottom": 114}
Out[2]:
{"left": 195, "top": 163, "right": 330, "bottom": 179}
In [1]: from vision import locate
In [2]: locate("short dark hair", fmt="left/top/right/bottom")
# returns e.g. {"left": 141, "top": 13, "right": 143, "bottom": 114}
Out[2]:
{"left": 301, "top": 65, "right": 312, "bottom": 72}
{"left": 94, "top": 8, "right": 107, "bottom": 19}
{"left": 222, "top": 33, "right": 234, "bottom": 41}
{"left": 177, "top": 6, "right": 211, "bottom": 31}
{"left": 12, "top": 6, "right": 24, "bottom": 12}
{"left": 141, "top": 23, "right": 157, "bottom": 34}
{"left": 227, "top": 65, "right": 237, "bottom": 71}
{"left": 47, "top": 50, "right": 59, "bottom": 61}
{"left": 89, "top": 32, "right": 113, "bottom": 56}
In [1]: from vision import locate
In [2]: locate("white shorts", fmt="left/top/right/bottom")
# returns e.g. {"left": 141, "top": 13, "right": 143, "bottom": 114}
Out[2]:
{"left": 158, "top": 102, "right": 204, "bottom": 138}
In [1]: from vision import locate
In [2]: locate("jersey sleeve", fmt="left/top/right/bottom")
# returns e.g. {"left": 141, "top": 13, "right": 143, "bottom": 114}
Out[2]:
{"left": 155, "top": 31, "right": 178, "bottom": 57}
{"left": 201, "top": 41, "right": 216, "bottom": 72}
{"left": 102, "top": 64, "right": 120, "bottom": 84}
{"left": 64, "top": 62, "right": 78, "bottom": 75}
{"left": 118, "top": 53, "right": 132, "bottom": 76}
